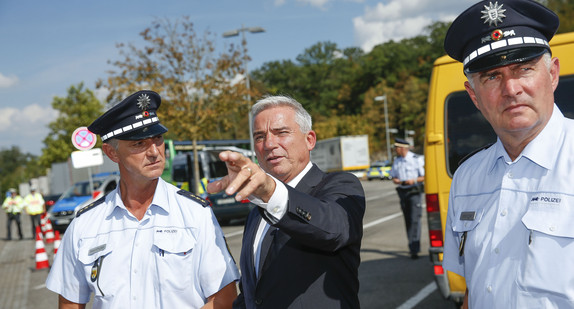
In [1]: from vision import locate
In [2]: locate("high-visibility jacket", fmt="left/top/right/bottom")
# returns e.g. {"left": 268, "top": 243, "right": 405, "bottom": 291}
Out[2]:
{"left": 2, "top": 195, "right": 24, "bottom": 214}
{"left": 24, "top": 192, "right": 45, "bottom": 215}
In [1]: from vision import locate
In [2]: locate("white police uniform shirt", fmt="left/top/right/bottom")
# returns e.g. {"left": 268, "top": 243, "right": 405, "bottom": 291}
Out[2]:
{"left": 390, "top": 151, "right": 424, "bottom": 188}
{"left": 443, "top": 105, "right": 574, "bottom": 308}
{"left": 46, "top": 177, "right": 239, "bottom": 308}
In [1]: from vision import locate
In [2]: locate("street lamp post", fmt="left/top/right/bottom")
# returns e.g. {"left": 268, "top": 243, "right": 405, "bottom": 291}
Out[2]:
{"left": 223, "top": 25, "right": 265, "bottom": 161}
{"left": 374, "top": 95, "right": 392, "bottom": 161}
{"left": 405, "top": 130, "right": 415, "bottom": 146}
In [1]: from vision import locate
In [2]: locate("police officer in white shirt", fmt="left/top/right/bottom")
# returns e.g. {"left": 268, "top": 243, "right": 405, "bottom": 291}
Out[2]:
{"left": 442, "top": 1, "right": 574, "bottom": 308}
{"left": 46, "top": 90, "right": 239, "bottom": 309}
{"left": 390, "top": 138, "right": 425, "bottom": 259}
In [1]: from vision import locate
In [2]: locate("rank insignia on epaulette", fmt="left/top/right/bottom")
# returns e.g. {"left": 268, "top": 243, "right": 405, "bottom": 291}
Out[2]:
{"left": 76, "top": 196, "right": 106, "bottom": 218}
{"left": 177, "top": 189, "right": 209, "bottom": 207}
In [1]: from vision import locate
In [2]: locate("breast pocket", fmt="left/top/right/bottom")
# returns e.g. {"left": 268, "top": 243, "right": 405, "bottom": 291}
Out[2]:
{"left": 450, "top": 208, "right": 484, "bottom": 258}
{"left": 153, "top": 229, "right": 196, "bottom": 291}
{"left": 78, "top": 239, "right": 114, "bottom": 299}
{"left": 518, "top": 196, "right": 574, "bottom": 302}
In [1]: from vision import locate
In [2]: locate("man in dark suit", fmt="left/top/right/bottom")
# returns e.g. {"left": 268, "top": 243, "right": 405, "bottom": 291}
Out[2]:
{"left": 208, "top": 95, "right": 366, "bottom": 308}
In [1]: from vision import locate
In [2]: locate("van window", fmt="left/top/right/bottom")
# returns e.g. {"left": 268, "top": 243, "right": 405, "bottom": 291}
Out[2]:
{"left": 172, "top": 154, "right": 205, "bottom": 182}
{"left": 204, "top": 151, "right": 229, "bottom": 179}
{"left": 445, "top": 74, "right": 574, "bottom": 177}
{"left": 445, "top": 92, "right": 496, "bottom": 176}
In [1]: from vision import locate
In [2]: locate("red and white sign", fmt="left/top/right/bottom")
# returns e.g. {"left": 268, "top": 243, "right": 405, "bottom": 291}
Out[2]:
{"left": 71, "top": 127, "right": 97, "bottom": 151}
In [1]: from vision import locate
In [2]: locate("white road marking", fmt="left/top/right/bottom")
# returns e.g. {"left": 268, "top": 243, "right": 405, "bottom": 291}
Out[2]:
{"left": 33, "top": 284, "right": 46, "bottom": 290}
{"left": 396, "top": 282, "right": 437, "bottom": 309}
{"left": 225, "top": 229, "right": 244, "bottom": 238}
{"left": 363, "top": 212, "right": 403, "bottom": 229}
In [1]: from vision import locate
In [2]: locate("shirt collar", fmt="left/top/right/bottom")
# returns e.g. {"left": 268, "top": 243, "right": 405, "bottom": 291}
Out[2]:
{"left": 106, "top": 178, "right": 170, "bottom": 218}
{"left": 489, "top": 104, "right": 564, "bottom": 172}
{"left": 521, "top": 104, "right": 564, "bottom": 170}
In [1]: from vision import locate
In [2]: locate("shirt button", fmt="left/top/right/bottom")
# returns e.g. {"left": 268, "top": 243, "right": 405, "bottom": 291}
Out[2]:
{"left": 494, "top": 248, "right": 499, "bottom": 254}
{"left": 487, "top": 285, "right": 492, "bottom": 293}
{"left": 549, "top": 226, "right": 556, "bottom": 232}
{"left": 501, "top": 210, "right": 507, "bottom": 217}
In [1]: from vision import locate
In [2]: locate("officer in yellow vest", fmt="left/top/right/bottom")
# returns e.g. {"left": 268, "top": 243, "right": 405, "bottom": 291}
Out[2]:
{"left": 2, "top": 188, "right": 24, "bottom": 240}
{"left": 24, "top": 186, "right": 45, "bottom": 238}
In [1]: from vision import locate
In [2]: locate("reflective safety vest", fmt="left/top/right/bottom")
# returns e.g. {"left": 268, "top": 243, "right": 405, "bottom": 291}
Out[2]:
{"left": 2, "top": 196, "right": 24, "bottom": 214}
{"left": 24, "top": 192, "right": 45, "bottom": 215}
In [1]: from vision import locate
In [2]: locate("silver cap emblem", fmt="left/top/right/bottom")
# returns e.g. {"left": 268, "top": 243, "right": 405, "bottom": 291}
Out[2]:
{"left": 137, "top": 94, "right": 151, "bottom": 110}
{"left": 481, "top": 1, "right": 506, "bottom": 27}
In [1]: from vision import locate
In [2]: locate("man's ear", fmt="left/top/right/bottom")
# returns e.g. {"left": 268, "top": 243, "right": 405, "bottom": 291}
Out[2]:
{"left": 306, "top": 130, "right": 317, "bottom": 151}
{"left": 102, "top": 143, "right": 120, "bottom": 163}
{"left": 464, "top": 81, "right": 481, "bottom": 111}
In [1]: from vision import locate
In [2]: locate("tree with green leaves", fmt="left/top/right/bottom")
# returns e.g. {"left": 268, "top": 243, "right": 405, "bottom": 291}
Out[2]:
{"left": 0, "top": 146, "right": 43, "bottom": 194}
{"left": 99, "top": 17, "right": 248, "bottom": 193}
{"left": 39, "top": 83, "right": 103, "bottom": 168}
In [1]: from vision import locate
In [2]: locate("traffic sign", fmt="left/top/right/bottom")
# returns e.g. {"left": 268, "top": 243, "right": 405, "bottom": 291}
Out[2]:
{"left": 71, "top": 148, "right": 104, "bottom": 169}
{"left": 71, "top": 127, "right": 97, "bottom": 151}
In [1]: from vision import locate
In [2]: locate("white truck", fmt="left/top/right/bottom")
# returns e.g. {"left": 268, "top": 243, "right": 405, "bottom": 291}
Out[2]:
{"left": 311, "top": 135, "right": 370, "bottom": 177}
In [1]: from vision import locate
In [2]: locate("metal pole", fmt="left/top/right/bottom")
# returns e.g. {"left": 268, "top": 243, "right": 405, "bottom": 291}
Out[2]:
{"left": 242, "top": 26, "right": 256, "bottom": 161}
{"left": 383, "top": 95, "right": 392, "bottom": 161}
{"left": 87, "top": 167, "right": 94, "bottom": 196}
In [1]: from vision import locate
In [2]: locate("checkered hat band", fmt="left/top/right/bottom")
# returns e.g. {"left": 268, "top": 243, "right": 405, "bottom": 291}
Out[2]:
{"left": 463, "top": 36, "right": 549, "bottom": 66}
{"left": 101, "top": 117, "right": 159, "bottom": 141}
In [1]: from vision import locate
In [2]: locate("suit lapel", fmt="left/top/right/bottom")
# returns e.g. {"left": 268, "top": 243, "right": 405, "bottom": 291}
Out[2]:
{"left": 295, "top": 164, "right": 324, "bottom": 194}
{"left": 243, "top": 209, "right": 262, "bottom": 286}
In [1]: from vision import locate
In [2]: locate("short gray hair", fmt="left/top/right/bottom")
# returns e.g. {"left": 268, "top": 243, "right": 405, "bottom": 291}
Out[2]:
{"left": 251, "top": 95, "right": 312, "bottom": 133}
{"left": 105, "top": 138, "right": 119, "bottom": 150}
{"left": 465, "top": 52, "right": 552, "bottom": 89}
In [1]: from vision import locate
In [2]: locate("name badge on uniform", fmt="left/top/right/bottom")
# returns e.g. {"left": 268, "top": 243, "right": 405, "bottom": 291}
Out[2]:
{"left": 460, "top": 211, "right": 476, "bottom": 221}
{"left": 88, "top": 244, "right": 106, "bottom": 255}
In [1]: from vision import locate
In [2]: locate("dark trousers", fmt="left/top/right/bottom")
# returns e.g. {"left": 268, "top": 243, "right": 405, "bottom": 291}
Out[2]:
{"left": 6, "top": 213, "right": 23, "bottom": 240}
{"left": 396, "top": 187, "right": 423, "bottom": 254}
{"left": 30, "top": 214, "right": 42, "bottom": 237}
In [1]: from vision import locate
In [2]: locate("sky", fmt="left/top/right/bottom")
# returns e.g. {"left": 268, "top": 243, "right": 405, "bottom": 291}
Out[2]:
{"left": 0, "top": 0, "right": 477, "bottom": 156}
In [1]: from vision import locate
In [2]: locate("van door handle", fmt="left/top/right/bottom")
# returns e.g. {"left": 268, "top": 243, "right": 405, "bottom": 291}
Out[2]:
{"left": 427, "top": 133, "right": 443, "bottom": 145}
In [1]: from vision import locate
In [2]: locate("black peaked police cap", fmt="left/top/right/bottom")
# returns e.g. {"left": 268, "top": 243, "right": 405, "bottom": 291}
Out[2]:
{"left": 444, "top": 0, "right": 559, "bottom": 73}
{"left": 88, "top": 90, "right": 168, "bottom": 142}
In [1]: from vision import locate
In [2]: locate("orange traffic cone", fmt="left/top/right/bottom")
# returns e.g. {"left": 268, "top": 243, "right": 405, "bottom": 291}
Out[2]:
{"left": 53, "top": 230, "right": 61, "bottom": 255}
{"left": 35, "top": 226, "right": 50, "bottom": 270}
{"left": 44, "top": 218, "right": 55, "bottom": 243}
{"left": 40, "top": 214, "right": 48, "bottom": 233}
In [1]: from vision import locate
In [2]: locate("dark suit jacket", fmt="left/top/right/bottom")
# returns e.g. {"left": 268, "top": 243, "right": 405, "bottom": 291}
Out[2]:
{"left": 233, "top": 164, "right": 366, "bottom": 309}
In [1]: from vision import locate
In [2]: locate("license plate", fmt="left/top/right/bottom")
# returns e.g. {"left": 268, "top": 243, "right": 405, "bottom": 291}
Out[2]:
{"left": 55, "top": 219, "right": 71, "bottom": 225}
{"left": 215, "top": 197, "right": 236, "bottom": 205}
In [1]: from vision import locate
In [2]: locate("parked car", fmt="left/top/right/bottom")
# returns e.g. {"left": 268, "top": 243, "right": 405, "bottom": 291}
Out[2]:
{"left": 366, "top": 161, "right": 392, "bottom": 180}
{"left": 47, "top": 173, "right": 119, "bottom": 232}
{"left": 43, "top": 193, "right": 62, "bottom": 209}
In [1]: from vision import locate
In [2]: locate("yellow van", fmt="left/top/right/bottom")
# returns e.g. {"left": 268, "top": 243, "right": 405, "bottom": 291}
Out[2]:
{"left": 423, "top": 31, "right": 574, "bottom": 305}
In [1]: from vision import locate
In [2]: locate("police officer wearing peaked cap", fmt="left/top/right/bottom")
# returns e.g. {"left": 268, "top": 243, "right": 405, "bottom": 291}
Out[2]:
{"left": 46, "top": 90, "right": 240, "bottom": 309}
{"left": 441, "top": 1, "right": 574, "bottom": 308}
{"left": 390, "top": 137, "right": 424, "bottom": 259}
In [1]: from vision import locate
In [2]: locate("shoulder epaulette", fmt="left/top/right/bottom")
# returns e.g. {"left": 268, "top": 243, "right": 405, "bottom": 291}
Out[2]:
{"left": 177, "top": 189, "right": 209, "bottom": 207}
{"left": 76, "top": 195, "right": 107, "bottom": 218}
{"left": 458, "top": 143, "right": 494, "bottom": 167}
